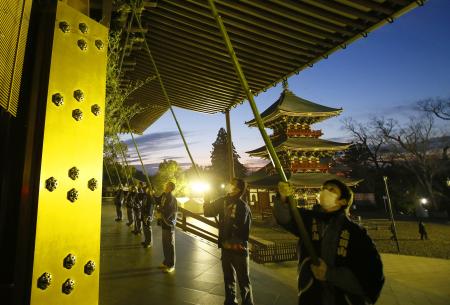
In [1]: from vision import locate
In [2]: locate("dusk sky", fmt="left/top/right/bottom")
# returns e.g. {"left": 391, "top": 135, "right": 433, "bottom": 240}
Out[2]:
{"left": 122, "top": 0, "right": 450, "bottom": 174}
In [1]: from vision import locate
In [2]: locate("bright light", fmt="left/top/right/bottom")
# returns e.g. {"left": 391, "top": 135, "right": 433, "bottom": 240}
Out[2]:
{"left": 221, "top": 183, "right": 225, "bottom": 189}
{"left": 420, "top": 198, "right": 428, "bottom": 204}
{"left": 190, "top": 181, "right": 211, "bottom": 193}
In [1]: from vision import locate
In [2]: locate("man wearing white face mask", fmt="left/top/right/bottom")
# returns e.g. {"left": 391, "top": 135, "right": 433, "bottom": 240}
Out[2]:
{"left": 274, "top": 179, "right": 384, "bottom": 305}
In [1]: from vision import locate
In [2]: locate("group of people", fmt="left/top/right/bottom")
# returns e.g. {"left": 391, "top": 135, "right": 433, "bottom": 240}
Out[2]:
{"left": 113, "top": 177, "right": 385, "bottom": 305}
{"left": 113, "top": 181, "right": 178, "bottom": 273}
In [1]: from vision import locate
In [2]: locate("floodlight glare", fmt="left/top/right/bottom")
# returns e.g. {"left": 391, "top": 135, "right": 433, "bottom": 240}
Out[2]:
{"left": 190, "top": 181, "right": 211, "bottom": 193}
{"left": 420, "top": 198, "right": 428, "bottom": 204}
{"left": 221, "top": 183, "right": 225, "bottom": 189}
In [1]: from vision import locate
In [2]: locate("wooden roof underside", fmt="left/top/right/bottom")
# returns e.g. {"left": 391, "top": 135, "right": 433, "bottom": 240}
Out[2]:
{"left": 118, "top": 0, "right": 423, "bottom": 133}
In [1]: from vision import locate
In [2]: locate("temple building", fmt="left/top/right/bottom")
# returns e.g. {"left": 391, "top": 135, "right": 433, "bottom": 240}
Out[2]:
{"left": 245, "top": 86, "right": 359, "bottom": 217}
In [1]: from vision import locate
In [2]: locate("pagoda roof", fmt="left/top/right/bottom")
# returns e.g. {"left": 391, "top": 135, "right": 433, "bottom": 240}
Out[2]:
{"left": 246, "top": 137, "right": 350, "bottom": 157}
{"left": 246, "top": 89, "right": 342, "bottom": 127}
{"left": 245, "top": 171, "right": 360, "bottom": 189}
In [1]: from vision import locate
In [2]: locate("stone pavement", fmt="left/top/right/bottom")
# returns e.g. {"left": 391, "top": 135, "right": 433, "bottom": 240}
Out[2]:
{"left": 99, "top": 203, "right": 450, "bottom": 305}
{"left": 100, "top": 203, "right": 296, "bottom": 305}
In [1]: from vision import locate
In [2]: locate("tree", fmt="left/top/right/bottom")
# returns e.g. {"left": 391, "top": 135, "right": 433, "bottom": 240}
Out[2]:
{"left": 102, "top": 30, "right": 153, "bottom": 186}
{"left": 153, "top": 160, "right": 186, "bottom": 196}
{"left": 417, "top": 97, "right": 450, "bottom": 121}
{"left": 375, "top": 114, "right": 449, "bottom": 209}
{"left": 210, "top": 128, "right": 247, "bottom": 181}
{"left": 342, "top": 118, "right": 391, "bottom": 171}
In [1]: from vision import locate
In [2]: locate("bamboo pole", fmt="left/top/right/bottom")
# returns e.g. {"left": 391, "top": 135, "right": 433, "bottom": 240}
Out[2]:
{"left": 225, "top": 109, "right": 235, "bottom": 181}
{"left": 110, "top": 157, "right": 122, "bottom": 186}
{"left": 114, "top": 134, "right": 135, "bottom": 186}
{"left": 383, "top": 176, "right": 401, "bottom": 253}
{"left": 103, "top": 160, "right": 113, "bottom": 186}
{"left": 134, "top": 11, "right": 200, "bottom": 178}
{"left": 207, "top": 0, "right": 318, "bottom": 264}
{"left": 125, "top": 120, "right": 154, "bottom": 190}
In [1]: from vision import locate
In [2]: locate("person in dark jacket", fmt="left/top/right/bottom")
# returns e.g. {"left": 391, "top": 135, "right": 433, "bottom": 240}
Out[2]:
{"left": 418, "top": 220, "right": 428, "bottom": 240}
{"left": 132, "top": 184, "right": 146, "bottom": 235}
{"left": 114, "top": 185, "right": 124, "bottom": 221}
{"left": 154, "top": 181, "right": 178, "bottom": 273}
{"left": 124, "top": 185, "right": 134, "bottom": 227}
{"left": 273, "top": 179, "right": 384, "bottom": 305}
{"left": 203, "top": 178, "right": 254, "bottom": 305}
{"left": 141, "top": 186, "right": 155, "bottom": 248}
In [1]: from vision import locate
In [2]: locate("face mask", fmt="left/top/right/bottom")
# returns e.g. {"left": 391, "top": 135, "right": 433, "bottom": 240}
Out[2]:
{"left": 319, "top": 189, "right": 339, "bottom": 210}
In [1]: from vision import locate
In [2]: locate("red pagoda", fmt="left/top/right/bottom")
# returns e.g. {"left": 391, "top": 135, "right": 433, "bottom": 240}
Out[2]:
{"left": 245, "top": 86, "right": 358, "bottom": 216}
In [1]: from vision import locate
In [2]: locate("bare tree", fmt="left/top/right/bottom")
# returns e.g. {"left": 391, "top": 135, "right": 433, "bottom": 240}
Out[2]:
{"left": 342, "top": 117, "right": 391, "bottom": 171}
{"left": 375, "top": 114, "right": 447, "bottom": 208}
{"left": 417, "top": 97, "right": 450, "bottom": 121}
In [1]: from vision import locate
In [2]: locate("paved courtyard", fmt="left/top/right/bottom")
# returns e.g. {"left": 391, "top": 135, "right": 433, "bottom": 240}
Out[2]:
{"left": 99, "top": 203, "right": 450, "bottom": 305}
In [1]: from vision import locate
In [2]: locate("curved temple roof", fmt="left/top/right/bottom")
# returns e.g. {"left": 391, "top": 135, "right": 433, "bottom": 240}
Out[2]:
{"left": 120, "top": 0, "right": 423, "bottom": 132}
{"left": 246, "top": 137, "right": 351, "bottom": 157}
{"left": 245, "top": 89, "right": 342, "bottom": 127}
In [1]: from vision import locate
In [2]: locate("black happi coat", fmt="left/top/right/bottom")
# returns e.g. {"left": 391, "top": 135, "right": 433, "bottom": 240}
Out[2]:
{"left": 276, "top": 207, "right": 384, "bottom": 305}
{"left": 154, "top": 192, "right": 178, "bottom": 230}
{"left": 204, "top": 195, "right": 252, "bottom": 255}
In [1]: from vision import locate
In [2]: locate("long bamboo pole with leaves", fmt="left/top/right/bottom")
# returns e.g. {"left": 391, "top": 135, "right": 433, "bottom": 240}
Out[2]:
{"left": 109, "top": 157, "right": 122, "bottom": 186}
{"left": 125, "top": 120, "right": 152, "bottom": 187}
{"left": 207, "top": 0, "right": 318, "bottom": 264}
{"left": 114, "top": 134, "right": 135, "bottom": 186}
{"left": 133, "top": 8, "right": 200, "bottom": 178}
{"left": 103, "top": 160, "right": 113, "bottom": 186}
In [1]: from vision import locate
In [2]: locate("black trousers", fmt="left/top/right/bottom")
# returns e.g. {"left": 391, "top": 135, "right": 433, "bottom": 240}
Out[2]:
{"left": 133, "top": 208, "right": 142, "bottom": 232}
{"left": 162, "top": 228, "right": 175, "bottom": 267}
{"left": 126, "top": 206, "right": 133, "bottom": 225}
{"left": 115, "top": 204, "right": 122, "bottom": 219}
{"left": 143, "top": 215, "right": 153, "bottom": 245}
{"left": 221, "top": 249, "right": 254, "bottom": 305}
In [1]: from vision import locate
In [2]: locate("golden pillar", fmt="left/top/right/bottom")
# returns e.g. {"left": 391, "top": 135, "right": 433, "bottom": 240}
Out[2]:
{"left": 28, "top": 2, "right": 107, "bottom": 304}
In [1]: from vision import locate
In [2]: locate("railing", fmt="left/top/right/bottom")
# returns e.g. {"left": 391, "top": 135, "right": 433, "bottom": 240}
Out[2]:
{"left": 176, "top": 206, "right": 219, "bottom": 244}
{"left": 177, "top": 206, "right": 297, "bottom": 263}
{"left": 251, "top": 242, "right": 298, "bottom": 263}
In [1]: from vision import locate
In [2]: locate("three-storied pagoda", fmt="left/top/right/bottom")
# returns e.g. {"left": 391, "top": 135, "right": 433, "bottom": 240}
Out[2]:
{"left": 245, "top": 85, "right": 358, "bottom": 216}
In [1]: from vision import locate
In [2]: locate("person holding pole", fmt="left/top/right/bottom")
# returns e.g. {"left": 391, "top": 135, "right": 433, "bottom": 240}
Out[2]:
{"left": 274, "top": 179, "right": 384, "bottom": 305}
{"left": 141, "top": 186, "right": 155, "bottom": 248}
{"left": 203, "top": 178, "right": 254, "bottom": 305}
{"left": 154, "top": 181, "right": 178, "bottom": 273}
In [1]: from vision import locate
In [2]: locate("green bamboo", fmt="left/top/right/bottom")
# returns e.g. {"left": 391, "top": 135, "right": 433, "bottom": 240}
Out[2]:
{"left": 114, "top": 134, "right": 135, "bottom": 185}
{"left": 225, "top": 109, "right": 235, "bottom": 181}
{"left": 207, "top": 0, "right": 318, "bottom": 264}
{"left": 110, "top": 158, "right": 122, "bottom": 186}
{"left": 103, "top": 160, "right": 113, "bottom": 186}
{"left": 126, "top": 120, "right": 154, "bottom": 191}
{"left": 134, "top": 12, "right": 200, "bottom": 178}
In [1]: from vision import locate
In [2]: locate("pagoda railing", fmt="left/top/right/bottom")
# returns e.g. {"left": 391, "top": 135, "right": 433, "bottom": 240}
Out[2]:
{"left": 286, "top": 129, "right": 322, "bottom": 138}
{"left": 291, "top": 162, "right": 329, "bottom": 173}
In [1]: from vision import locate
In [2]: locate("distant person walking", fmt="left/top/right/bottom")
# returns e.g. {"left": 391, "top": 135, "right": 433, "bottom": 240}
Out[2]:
{"left": 419, "top": 220, "right": 428, "bottom": 240}
{"left": 154, "top": 182, "right": 178, "bottom": 273}
{"left": 203, "top": 178, "right": 254, "bottom": 305}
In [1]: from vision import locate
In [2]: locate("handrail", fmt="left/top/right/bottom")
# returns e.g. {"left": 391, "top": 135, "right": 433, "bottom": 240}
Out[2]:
{"left": 176, "top": 206, "right": 266, "bottom": 248}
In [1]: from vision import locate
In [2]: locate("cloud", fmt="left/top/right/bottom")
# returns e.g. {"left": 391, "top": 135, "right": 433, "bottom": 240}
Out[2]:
{"left": 132, "top": 162, "right": 193, "bottom": 175}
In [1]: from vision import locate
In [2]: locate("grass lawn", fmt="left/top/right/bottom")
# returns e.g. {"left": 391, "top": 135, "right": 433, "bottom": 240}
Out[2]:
{"left": 367, "top": 220, "right": 450, "bottom": 259}
{"left": 251, "top": 217, "right": 450, "bottom": 259}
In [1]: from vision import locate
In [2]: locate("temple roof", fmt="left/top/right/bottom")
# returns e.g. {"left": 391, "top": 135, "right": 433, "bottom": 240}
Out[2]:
{"left": 246, "top": 89, "right": 342, "bottom": 127}
{"left": 245, "top": 171, "right": 360, "bottom": 189}
{"left": 246, "top": 137, "right": 351, "bottom": 157}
